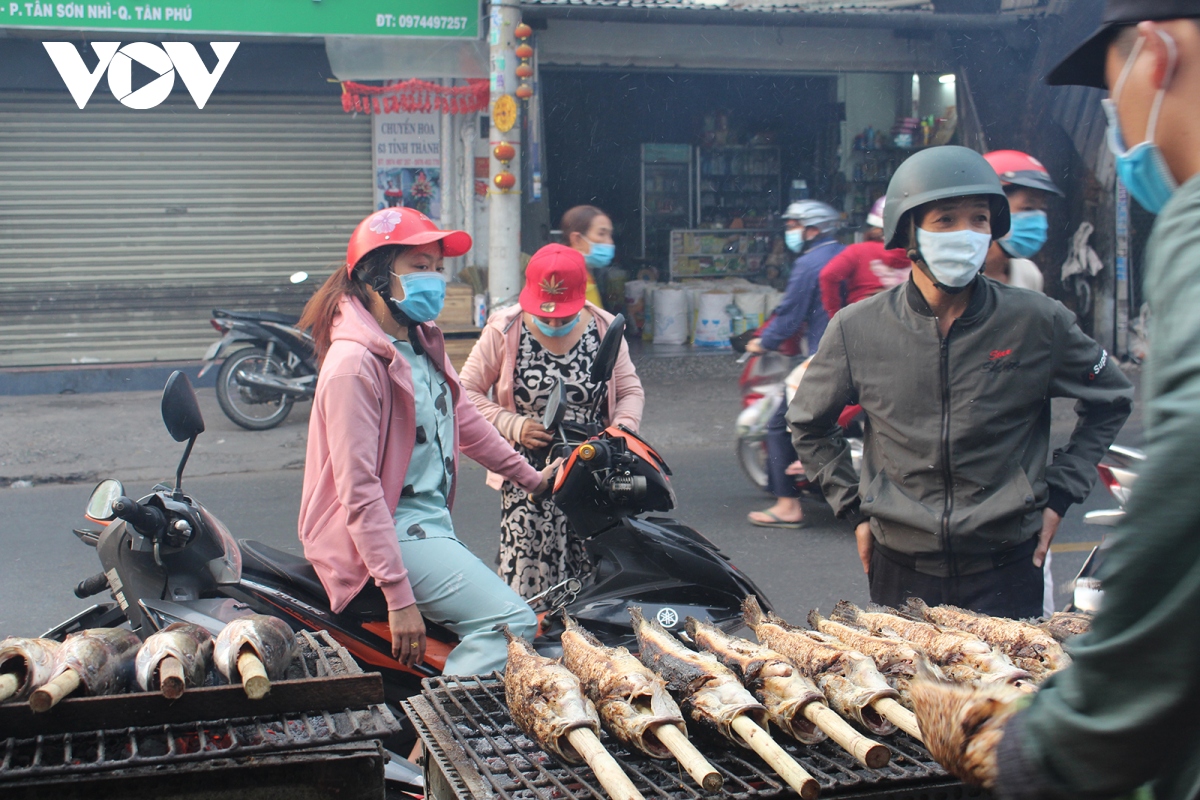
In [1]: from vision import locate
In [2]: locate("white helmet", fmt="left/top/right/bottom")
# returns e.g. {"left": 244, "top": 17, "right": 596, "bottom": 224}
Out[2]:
{"left": 782, "top": 200, "right": 841, "bottom": 235}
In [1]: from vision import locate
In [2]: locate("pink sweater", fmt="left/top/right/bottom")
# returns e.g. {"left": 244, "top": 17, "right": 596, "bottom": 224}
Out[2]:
{"left": 297, "top": 296, "right": 543, "bottom": 614}
{"left": 459, "top": 302, "right": 645, "bottom": 490}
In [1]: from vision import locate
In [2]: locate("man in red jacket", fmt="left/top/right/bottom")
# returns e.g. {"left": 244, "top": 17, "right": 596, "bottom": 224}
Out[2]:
{"left": 819, "top": 196, "right": 911, "bottom": 319}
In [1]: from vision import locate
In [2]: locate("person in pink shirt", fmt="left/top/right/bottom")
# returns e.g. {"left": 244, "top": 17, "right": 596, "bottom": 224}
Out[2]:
{"left": 819, "top": 197, "right": 911, "bottom": 319}
{"left": 296, "top": 208, "right": 555, "bottom": 677}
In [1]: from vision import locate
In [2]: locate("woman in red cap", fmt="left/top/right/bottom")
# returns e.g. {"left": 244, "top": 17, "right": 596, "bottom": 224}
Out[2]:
{"left": 295, "top": 208, "right": 556, "bottom": 677}
{"left": 460, "top": 243, "right": 644, "bottom": 600}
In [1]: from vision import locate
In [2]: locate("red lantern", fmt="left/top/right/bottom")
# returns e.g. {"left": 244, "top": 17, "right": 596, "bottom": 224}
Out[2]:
{"left": 515, "top": 84, "right": 533, "bottom": 100}
{"left": 515, "top": 43, "right": 534, "bottom": 59}
{"left": 514, "top": 22, "right": 532, "bottom": 39}
{"left": 515, "top": 63, "right": 534, "bottom": 79}
{"left": 493, "top": 142, "right": 516, "bottom": 162}
{"left": 494, "top": 171, "right": 516, "bottom": 190}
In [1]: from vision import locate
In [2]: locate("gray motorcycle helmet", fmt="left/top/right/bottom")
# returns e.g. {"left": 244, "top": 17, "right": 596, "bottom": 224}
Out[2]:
{"left": 782, "top": 200, "right": 842, "bottom": 235}
{"left": 883, "top": 146, "right": 1011, "bottom": 252}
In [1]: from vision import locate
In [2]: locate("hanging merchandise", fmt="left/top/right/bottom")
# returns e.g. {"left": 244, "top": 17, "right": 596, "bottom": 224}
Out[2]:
{"left": 341, "top": 79, "right": 489, "bottom": 116}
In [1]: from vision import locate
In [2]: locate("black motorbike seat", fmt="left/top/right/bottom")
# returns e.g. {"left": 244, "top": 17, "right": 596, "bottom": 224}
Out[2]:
{"left": 214, "top": 308, "right": 299, "bottom": 326}
{"left": 239, "top": 539, "right": 330, "bottom": 603}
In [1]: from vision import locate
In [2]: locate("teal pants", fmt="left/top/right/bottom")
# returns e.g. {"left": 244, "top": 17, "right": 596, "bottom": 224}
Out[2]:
{"left": 399, "top": 536, "right": 538, "bottom": 677}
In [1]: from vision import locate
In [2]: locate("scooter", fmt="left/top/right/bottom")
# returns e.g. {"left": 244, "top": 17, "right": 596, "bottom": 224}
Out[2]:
{"left": 1069, "top": 444, "right": 1144, "bottom": 612}
{"left": 198, "top": 274, "right": 318, "bottom": 431}
{"left": 48, "top": 315, "right": 773, "bottom": 732}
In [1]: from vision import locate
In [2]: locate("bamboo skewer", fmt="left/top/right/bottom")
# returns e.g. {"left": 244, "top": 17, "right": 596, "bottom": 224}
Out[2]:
{"left": 730, "top": 714, "right": 819, "bottom": 800}
{"left": 237, "top": 649, "right": 271, "bottom": 700}
{"left": 29, "top": 668, "right": 81, "bottom": 713}
{"left": 803, "top": 702, "right": 890, "bottom": 769}
{"left": 566, "top": 727, "right": 646, "bottom": 800}
{"left": 874, "top": 698, "right": 922, "bottom": 741}
{"left": 650, "top": 721, "right": 723, "bottom": 792}
{"left": 0, "top": 672, "right": 19, "bottom": 703}
{"left": 159, "top": 656, "right": 187, "bottom": 700}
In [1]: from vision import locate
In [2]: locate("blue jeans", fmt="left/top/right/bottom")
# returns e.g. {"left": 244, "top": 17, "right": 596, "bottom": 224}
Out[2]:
{"left": 400, "top": 536, "right": 538, "bottom": 676}
{"left": 766, "top": 399, "right": 801, "bottom": 499}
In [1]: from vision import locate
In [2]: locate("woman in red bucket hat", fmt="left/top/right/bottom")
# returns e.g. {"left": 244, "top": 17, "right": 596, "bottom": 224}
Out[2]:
{"left": 460, "top": 244, "right": 645, "bottom": 601}
{"left": 295, "top": 208, "right": 558, "bottom": 677}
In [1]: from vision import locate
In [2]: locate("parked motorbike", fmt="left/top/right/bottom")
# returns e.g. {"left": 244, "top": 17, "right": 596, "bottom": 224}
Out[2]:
{"left": 48, "top": 315, "right": 773, "bottom": 747}
{"left": 198, "top": 275, "right": 317, "bottom": 430}
{"left": 1069, "top": 444, "right": 1144, "bottom": 612}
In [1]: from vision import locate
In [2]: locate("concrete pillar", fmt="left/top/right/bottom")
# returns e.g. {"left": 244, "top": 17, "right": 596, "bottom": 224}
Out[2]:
{"left": 487, "top": 0, "right": 522, "bottom": 309}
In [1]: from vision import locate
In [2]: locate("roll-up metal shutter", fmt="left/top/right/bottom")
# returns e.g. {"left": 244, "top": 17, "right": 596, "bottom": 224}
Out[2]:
{"left": 0, "top": 91, "right": 372, "bottom": 367}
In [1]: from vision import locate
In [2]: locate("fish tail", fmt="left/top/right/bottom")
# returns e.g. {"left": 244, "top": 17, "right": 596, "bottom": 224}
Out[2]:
{"left": 683, "top": 616, "right": 702, "bottom": 639}
{"left": 561, "top": 611, "right": 577, "bottom": 630}
{"left": 498, "top": 624, "right": 515, "bottom": 644}
{"left": 742, "top": 595, "right": 767, "bottom": 628}
{"left": 902, "top": 597, "right": 931, "bottom": 620}
{"left": 830, "top": 600, "right": 864, "bottom": 626}
{"left": 806, "top": 609, "right": 825, "bottom": 630}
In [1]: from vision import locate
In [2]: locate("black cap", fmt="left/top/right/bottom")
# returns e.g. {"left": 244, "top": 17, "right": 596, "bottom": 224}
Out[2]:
{"left": 1046, "top": 0, "right": 1200, "bottom": 89}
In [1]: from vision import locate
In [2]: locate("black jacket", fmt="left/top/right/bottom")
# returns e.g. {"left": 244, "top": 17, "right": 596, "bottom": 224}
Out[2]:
{"left": 788, "top": 275, "right": 1133, "bottom": 577}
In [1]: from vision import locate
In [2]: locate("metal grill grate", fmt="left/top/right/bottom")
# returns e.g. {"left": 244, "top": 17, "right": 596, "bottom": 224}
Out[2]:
{"left": 418, "top": 674, "right": 952, "bottom": 800}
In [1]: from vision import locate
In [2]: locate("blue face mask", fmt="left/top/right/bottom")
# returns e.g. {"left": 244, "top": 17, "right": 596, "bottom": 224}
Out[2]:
{"left": 584, "top": 238, "right": 615, "bottom": 269}
{"left": 533, "top": 314, "right": 579, "bottom": 338}
{"left": 999, "top": 210, "right": 1048, "bottom": 258}
{"left": 784, "top": 229, "right": 804, "bottom": 253}
{"left": 1102, "top": 31, "right": 1179, "bottom": 215}
{"left": 390, "top": 271, "right": 446, "bottom": 323}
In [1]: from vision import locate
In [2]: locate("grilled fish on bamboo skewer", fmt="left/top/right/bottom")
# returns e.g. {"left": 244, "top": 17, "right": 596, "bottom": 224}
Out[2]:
{"left": 136, "top": 622, "right": 214, "bottom": 698}
{"left": 1038, "top": 611, "right": 1092, "bottom": 642}
{"left": 807, "top": 609, "right": 943, "bottom": 711}
{"left": 743, "top": 597, "right": 914, "bottom": 738}
{"left": 0, "top": 637, "right": 60, "bottom": 703}
{"left": 503, "top": 627, "right": 646, "bottom": 800}
{"left": 908, "top": 662, "right": 1027, "bottom": 787}
{"left": 214, "top": 615, "right": 296, "bottom": 699}
{"left": 631, "top": 607, "right": 818, "bottom": 800}
{"left": 30, "top": 628, "right": 141, "bottom": 712}
{"left": 831, "top": 601, "right": 1032, "bottom": 690}
{"left": 687, "top": 616, "right": 892, "bottom": 769}
{"left": 561, "top": 615, "right": 722, "bottom": 793}
{"left": 902, "top": 599, "right": 1070, "bottom": 681}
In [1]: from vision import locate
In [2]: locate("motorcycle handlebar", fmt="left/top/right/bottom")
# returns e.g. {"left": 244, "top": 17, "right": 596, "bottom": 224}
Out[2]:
{"left": 111, "top": 496, "right": 167, "bottom": 536}
{"left": 74, "top": 572, "right": 110, "bottom": 599}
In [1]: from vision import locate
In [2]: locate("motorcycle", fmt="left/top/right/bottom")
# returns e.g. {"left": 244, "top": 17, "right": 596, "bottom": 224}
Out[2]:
{"left": 198, "top": 273, "right": 318, "bottom": 430}
{"left": 47, "top": 314, "right": 773, "bottom": 746}
{"left": 1069, "top": 444, "right": 1144, "bottom": 612}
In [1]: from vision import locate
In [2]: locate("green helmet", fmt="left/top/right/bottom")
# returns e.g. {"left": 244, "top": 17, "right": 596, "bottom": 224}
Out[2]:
{"left": 883, "top": 146, "right": 1011, "bottom": 251}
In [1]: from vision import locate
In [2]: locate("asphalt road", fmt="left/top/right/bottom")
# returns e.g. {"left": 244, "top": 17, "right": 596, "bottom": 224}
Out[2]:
{"left": 0, "top": 431, "right": 1117, "bottom": 638}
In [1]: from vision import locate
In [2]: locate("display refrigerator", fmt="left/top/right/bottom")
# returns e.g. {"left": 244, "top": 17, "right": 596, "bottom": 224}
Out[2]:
{"left": 640, "top": 144, "right": 694, "bottom": 265}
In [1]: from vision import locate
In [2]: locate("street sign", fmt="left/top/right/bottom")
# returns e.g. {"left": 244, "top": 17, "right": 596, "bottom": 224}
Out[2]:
{"left": 0, "top": 1, "right": 478, "bottom": 38}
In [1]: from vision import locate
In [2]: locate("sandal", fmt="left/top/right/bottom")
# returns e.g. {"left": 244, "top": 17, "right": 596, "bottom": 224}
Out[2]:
{"left": 748, "top": 510, "right": 804, "bottom": 529}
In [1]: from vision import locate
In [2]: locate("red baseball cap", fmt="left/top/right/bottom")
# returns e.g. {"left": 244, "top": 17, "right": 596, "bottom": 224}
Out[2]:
{"left": 345, "top": 208, "right": 472, "bottom": 277}
{"left": 519, "top": 244, "right": 587, "bottom": 319}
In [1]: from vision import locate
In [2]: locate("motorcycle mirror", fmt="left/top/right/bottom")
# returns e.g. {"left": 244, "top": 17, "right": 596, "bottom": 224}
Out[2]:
{"left": 589, "top": 313, "right": 626, "bottom": 386}
{"left": 161, "top": 371, "right": 205, "bottom": 498}
{"left": 289, "top": 271, "right": 309, "bottom": 284}
{"left": 542, "top": 379, "right": 568, "bottom": 431}
{"left": 85, "top": 478, "right": 124, "bottom": 521}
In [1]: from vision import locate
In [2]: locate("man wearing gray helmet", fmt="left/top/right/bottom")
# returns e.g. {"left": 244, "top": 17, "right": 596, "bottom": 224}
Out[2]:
{"left": 787, "top": 145, "right": 1132, "bottom": 618}
{"left": 746, "top": 200, "right": 844, "bottom": 529}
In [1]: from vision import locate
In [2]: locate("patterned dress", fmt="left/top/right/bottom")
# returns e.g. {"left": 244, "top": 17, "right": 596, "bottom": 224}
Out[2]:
{"left": 499, "top": 319, "right": 602, "bottom": 602}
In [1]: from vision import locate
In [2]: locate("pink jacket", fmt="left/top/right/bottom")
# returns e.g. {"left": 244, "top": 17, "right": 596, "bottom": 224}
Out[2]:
{"left": 459, "top": 302, "right": 645, "bottom": 490}
{"left": 297, "top": 296, "right": 543, "bottom": 614}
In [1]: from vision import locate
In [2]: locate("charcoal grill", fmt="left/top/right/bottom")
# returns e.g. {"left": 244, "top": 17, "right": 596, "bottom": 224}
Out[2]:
{"left": 0, "top": 630, "right": 399, "bottom": 800}
{"left": 404, "top": 674, "right": 991, "bottom": 800}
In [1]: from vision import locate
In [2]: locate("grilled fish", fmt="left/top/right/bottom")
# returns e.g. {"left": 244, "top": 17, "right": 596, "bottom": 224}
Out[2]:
{"left": 0, "top": 637, "right": 60, "bottom": 702}
{"left": 55, "top": 628, "right": 142, "bottom": 696}
{"left": 214, "top": 615, "right": 297, "bottom": 683}
{"left": 743, "top": 597, "right": 898, "bottom": 735}
{"left": 560, "top": 613, "right": 686, "bottom": 759}
{"left": 903, "top": 599, "right": 1071, "bottom": 680}
{"left": 685, "top": 616, "right": 826, "bottom": 744}
{"left": 808, "top": 609, "right": 942, "bottom": 711}
{"left": 136, "top": 622, "right": 214, "bottom": 693}
{"left": 503, "top": 626, "right": 601, "bottom": 764}
{"left": 908, "top": 665, "right": 1026, "bottom": 787}
{"left": 630, "top": 607, "right": 768, "bottom": 743}
{"left": 1038, "top": 611, "right": 1092, "bottom": 642}
{"left": 831, "top": 601, "right": 1031, "bottom": 689}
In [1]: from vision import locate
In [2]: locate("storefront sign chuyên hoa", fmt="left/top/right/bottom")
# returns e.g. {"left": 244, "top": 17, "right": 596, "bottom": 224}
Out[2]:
{"left": 0, "top": 0, "right": 478, "bottom": 38}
